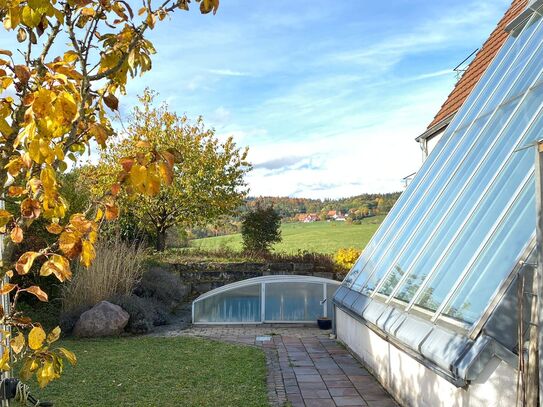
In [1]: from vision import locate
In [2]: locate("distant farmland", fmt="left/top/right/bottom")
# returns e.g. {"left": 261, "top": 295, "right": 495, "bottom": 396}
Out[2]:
{"left": 192, "top": 215, "right": 386, "bottom": 255}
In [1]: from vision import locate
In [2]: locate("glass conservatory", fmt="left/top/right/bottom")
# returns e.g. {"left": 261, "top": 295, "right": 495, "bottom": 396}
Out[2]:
{"left": 192, "top": 275, "right": 340, "bottom": 324}
{"left": 334, "top": 3, "right": 543, "bottom": 406}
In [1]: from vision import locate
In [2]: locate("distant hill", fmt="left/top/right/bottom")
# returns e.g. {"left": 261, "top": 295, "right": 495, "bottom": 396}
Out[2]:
{"left": 244, "top": 192, "right": 402, "bottom": 220}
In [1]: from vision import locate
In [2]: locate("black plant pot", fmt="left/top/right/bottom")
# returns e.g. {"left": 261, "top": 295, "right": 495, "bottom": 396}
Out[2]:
{"left": 317, "top": 318, "right": 332, "bottom": 330}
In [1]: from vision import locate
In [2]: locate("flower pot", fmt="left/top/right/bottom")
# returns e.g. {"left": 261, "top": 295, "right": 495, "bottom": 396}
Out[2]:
{"left": 317, "top": 318, "right": 332, "bottom": 330}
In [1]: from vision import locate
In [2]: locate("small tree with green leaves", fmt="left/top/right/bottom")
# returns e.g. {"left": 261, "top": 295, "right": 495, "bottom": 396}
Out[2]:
{"left": 241, "top": 205, "right": 281, "bottom": 253}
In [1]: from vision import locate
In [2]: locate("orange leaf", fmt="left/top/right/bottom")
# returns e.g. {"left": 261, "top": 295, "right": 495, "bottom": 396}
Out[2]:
{"left": 13, "top": 65, "right": 30, "bottom": 84}
{"left": 8, "top": 186, "right": 25, "bottom": 197}
{"left": 21, "top": 198, "right": 41, "bottom": 219}
{"left": 46, "top": 223, "right": 63, "bottom": 235}
{"left": 0, "top": 283, "right": 17, "bottom": 295}
{"left": 24, "top": 286, "right": 48, "bottom": 302}
{"left": 59, "top": 231, "right": 82, "bottom": 259}
{"left": 103, "top": 93, "right": 119, "bottom": 111}
{"left": 10, "top": 226, "right": 23, "bottom": 243}
{"left": 111, "top": 183, "right": 121, "bottom": 196}
{"left": 105, "top": 202, "right": 119, "bottom": 221}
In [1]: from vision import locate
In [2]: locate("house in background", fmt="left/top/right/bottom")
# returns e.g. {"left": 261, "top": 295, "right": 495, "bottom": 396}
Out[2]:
{"left": 334, "top": 1, "right": 543, "bottom": 406}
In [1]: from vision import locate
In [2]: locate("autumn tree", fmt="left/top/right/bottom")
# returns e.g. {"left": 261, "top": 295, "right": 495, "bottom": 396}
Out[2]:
{"left": 0, "top": 0, "right": 219, "bottom": 389}
{"left": 87, "top": 90, "right": 250, "bottom": 251}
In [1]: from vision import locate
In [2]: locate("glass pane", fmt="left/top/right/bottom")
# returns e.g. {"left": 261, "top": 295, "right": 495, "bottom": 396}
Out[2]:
{"left": 346, "top": 128, "right": 453, "bottom": 287}
{"left": 193, "top": 284, "right": 261, "bottom": 323}
{"left": 446, "top": 33, "right": 516, "bottom": 132}
{"left": 478, "top": 14, "right": 543, "bottom": 115}
{"left": 358, "top": 116, "right": 490, "bottom": 292}
{"left": 265, "top": 282, "right": 323, "bottom": 321}
{"left": 363, "top": 98, "right": 517, "bottom": 296}
{"left": 412, "top": 88, "right": 543, "bottom": 311}
{"left": 456, "top": 20, "right": 533, "bottom": 130}
{"left": 443, "top": 179, "right": 535, "bottom": 324}
{"left": 390, "top": 85, "right": 543, "bottom": 302}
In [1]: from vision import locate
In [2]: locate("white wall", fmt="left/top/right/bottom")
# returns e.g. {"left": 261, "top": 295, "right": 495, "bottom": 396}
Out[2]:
{"left": 336, "top": 309, "right": 518, "bottom": 407}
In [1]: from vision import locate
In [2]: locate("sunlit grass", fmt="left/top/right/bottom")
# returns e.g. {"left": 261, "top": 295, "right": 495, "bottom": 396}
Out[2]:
{"left": 27, "top": 336, "right": 268, "bottom": 407}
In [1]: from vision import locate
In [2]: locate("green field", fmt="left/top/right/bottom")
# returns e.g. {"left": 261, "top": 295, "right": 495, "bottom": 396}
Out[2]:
{"left": 193, "top": 216, "right": 385, "bottom": 254}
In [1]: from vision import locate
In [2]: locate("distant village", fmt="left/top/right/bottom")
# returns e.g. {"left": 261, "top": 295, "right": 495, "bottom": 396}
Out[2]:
{"left": 296, "top": 210, "right": 347, "bottom": 223}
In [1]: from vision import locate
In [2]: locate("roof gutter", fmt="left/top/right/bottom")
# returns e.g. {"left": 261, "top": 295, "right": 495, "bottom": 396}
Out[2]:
{"left": 415, "top": 113, "right": 455, "bottom": 142}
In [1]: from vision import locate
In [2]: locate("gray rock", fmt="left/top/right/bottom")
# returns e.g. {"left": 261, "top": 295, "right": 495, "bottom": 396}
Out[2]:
{"left": 73, "top": 301, "right": 129, "bottom": 337}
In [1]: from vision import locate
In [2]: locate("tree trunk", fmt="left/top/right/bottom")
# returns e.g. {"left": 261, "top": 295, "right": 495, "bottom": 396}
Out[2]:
{"left": 156, "top": 228, "right": 167, "bottom": 251}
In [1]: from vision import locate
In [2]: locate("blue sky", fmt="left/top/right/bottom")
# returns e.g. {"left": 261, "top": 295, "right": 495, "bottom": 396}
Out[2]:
{"left": 4, "top": 0, "right": 513, "bottom": 198}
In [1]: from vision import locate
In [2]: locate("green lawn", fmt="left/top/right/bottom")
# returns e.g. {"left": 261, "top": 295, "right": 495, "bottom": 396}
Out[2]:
{"left": 193, "top": 216, "right": 385, "bottom": 255}
{"left": 28, "top": 336, "right": 267, "bottom": 407}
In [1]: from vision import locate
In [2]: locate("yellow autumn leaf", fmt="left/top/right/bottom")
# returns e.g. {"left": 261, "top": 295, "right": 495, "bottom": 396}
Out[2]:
{"left": 40, "top": 255, "right": 71, "bottom": 282}
{"left": 80, "top": 240, "right": 96, "bottom": 267}
{"left": 47, "top": 326, "right": 61, "bottom": 344}
{"left": 15, "top": 252, "right": 39, "bottom": 275}
{"left": 0, "top": 349, "right": 10, "bottom": 372}
{"left": 36, "top": 360, "right": 55, "bottom": 388}
{"left": 20, "top": 357, "right": 39, "bottom": 381}
{"left": 11, "top": 332, "right": 25, "bottom": 354}
{"left": 0, "top": 210, "right": 11, "bottom": 228}
{"left": 28, "top": 326, "right": 46, "bottom": 350}
{"left": 57, "top": 347, "right": 77, "bottom": 365}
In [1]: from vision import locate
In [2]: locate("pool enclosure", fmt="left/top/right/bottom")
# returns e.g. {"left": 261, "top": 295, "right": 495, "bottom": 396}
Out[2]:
{"left": 192, "top": 276, "right": 340, "bottom": 324}
{"left": 334, "top": 3, "right": 543, "bottom": 406}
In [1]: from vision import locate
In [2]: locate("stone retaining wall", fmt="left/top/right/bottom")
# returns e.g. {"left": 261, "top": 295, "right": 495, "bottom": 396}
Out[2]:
{"left": 148, "top": 262, "right": 340, "bottom": 296}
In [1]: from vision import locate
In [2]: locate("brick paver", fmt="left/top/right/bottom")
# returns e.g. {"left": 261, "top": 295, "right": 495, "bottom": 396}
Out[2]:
{"left": 170, "top": 326, "right": 399, "bottom": 407}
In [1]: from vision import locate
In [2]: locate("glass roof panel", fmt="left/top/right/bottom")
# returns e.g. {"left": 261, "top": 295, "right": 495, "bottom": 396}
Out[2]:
{"left": 341, "top": 12, "right": 543, "bottom": 326}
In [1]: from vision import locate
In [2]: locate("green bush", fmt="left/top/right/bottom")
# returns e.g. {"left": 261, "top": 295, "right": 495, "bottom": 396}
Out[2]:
{"left": 241, "top": 205, "right": 282, "bottom": 253}
{"left": 134, "top": 269, "right": 188, "bottom": 311}
{"left": 109, "top": 295, "right": 170, "bottom": 334}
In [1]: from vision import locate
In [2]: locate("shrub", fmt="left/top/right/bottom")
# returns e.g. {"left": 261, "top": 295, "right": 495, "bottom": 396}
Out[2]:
{"left": 108, "top": 295, "right": 168, "bottom": 334}
{"left": 62, "top": 236, "right": 146, "bottom": 312}
{"left": 134, "top": 269, "right": 188, "bottom": 311}
{"left": 241, "top": 205, "right": 282, "bottom": 253}
{"left": 334, "top": 247, "right": 362, "bottom": 271}
{"left": 59, "top": 305, "right": 92, "bottom": 335}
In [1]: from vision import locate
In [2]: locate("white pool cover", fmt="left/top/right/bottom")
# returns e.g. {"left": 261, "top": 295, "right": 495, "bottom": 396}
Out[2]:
{"left": 192, "top": 275, "right": 340, "bottom": 324}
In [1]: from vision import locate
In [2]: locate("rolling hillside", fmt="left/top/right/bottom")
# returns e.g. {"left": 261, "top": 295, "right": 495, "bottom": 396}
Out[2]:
{"left": 192, "top": 215, "right": 386, "bottom": 254}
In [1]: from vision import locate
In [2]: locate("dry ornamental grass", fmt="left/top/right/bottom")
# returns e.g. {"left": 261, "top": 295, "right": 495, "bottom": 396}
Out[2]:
{"left": 62, "top": 237, "right": 145, "bottom": 312}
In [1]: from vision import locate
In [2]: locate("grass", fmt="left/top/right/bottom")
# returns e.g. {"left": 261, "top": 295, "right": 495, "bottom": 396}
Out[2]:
{"left": 192, "top": 216, "right": 385, "bottom": 255}
{"left": 28, "top": 336, "right": 268, "bottom": 407}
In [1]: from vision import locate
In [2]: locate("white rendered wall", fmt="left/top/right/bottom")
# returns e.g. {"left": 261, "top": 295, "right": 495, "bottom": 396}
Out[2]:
{"left": 336, "top": 309, "right": 518, "bottom": 407}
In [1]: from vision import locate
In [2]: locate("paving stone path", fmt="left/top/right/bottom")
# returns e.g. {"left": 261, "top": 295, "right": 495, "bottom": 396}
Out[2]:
{"left": 165, "top": 326, "right": 399, "bottom": 407}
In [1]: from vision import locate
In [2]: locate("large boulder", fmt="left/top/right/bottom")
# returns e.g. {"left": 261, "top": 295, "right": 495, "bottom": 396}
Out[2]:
{"left": 73, "top": 301, "right": 129, "bottom": 337}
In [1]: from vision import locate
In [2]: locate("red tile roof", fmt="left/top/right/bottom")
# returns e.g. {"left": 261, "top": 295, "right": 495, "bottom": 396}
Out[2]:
{"left": 427, "top": 0, "right": 528, "bottom": 129}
